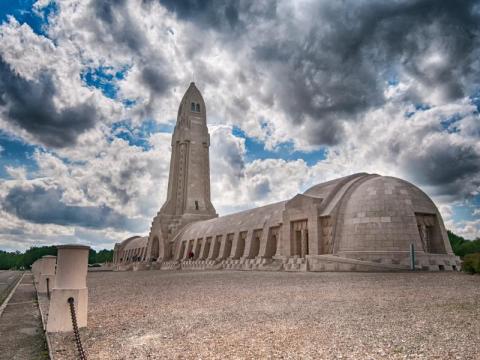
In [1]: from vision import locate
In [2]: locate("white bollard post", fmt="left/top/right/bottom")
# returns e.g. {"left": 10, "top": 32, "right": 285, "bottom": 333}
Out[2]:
{"left": 33, "top": 259, "right": 44, "bottom": 285}
{"left": 46, "top": 245, "right": 90, "bottom": 333}
{"left": 37, "top": 255, "right": 57, "bottom": 295}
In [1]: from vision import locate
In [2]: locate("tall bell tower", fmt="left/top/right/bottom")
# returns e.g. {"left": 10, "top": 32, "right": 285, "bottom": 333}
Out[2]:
{"left": 146, "top": 82, "right": 217, "bottom": 261}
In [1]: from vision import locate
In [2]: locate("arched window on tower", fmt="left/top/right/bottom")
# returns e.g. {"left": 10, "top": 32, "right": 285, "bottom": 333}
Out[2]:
{"left": 196, "top": 103, "right": 200, "bottom": 112}
{"left": 191, "top": 102, "right": 195, "bottom": 111}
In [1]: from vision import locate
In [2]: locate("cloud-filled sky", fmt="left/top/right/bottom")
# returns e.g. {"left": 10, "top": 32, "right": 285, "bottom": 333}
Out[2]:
{"left": 0, "top": 0, "right": 479, "bottom": 251}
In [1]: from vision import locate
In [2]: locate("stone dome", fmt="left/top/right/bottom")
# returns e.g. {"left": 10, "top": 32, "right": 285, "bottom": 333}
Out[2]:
{"left": 334, "top": 175, "right": 454, "bottom": 258}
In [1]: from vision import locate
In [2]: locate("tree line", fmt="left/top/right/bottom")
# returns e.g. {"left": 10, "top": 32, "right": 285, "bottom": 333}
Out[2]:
{"left": 0, "top": 246, "right": 113, "bottom": 270}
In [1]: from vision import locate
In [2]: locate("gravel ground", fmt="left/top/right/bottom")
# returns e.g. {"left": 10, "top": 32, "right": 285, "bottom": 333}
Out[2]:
{"left": 50, "top": 271, "right": 480, "bottom": 360}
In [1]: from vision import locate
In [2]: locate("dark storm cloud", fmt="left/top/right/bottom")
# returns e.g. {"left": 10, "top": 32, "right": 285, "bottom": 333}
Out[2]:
{"left": 91, "top": 0, "right": 146, "bottom": 53}
{"left": 157, "top": 0, "right": 274, "bottom": 30}
{"left": 254, "top": 0, "right": 479, "bottom": 146}
{"left": 141, "top": 66, "right": 171, "bottom": 94}
{"left": 0, "top": 59, "right": 97, "bottom": 148}
{"left": 403, "top": 140, "right": 480, "bottom": 196}
{"left": 3, "top": 185, "right": 145, "bottom": 231}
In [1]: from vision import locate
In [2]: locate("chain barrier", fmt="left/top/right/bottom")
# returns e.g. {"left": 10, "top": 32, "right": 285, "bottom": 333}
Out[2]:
{"left": 67, "top": 297, "right": 87, "bottom": 360}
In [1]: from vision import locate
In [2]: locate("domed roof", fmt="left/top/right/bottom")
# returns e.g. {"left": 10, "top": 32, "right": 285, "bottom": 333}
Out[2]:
{"left": 303, "top": 173, "right": 368, "bottom": 199}
{"left": 333, "top": 175, "right": 453, "bottom": 255}
{"left": 120, "top": 236, "right": 148, "bottom": 251}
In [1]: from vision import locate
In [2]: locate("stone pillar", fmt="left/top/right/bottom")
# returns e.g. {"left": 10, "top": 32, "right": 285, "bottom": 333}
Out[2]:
{"left": 47, "top": 245, "right": 89, "bottom": 333}
{"left": 37, "top": 255, "right": 56, "bottom": 294}
{"left": 33, "top": 258, "right": 44, "bottom": 285}
{"left": 241, "top": 230, "right": 255, "bottom": 259}
{"left": 217, "top": 236, "right": 227, "bottom": 260}
{"left": 274, "top": 227, "right": 283, "bottom": 258}
{"left": 307, "top": 213, "right": 320, "bottom": 255}
{"left": 207, "top": 237, "right": 216, "bottom": 260}
{"left": 209, "top": 235, "right": 221, "bottom": 260}
{"left": 257, "top": 224, "right": 270, "bottom": 258}
{"left": 198, "top": 238, "right": 208, "bottom": 260}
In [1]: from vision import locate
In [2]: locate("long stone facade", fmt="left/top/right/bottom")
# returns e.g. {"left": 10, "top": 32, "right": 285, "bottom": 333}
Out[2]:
{"left": 113, "top": 83, "right": 460, "bottom": 272}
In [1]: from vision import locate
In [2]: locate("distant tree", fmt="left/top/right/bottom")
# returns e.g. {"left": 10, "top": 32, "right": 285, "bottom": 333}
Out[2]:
{"left": 94, "top": 249, "right": 113, "bottom": 263}
{"left": 0, "top": 245, "right": 114, "bottom": 269}
{"left": 88, "top": 249, "right": 97, "bottom": 264}
{"left": 448, "top": 230, "right": 480, "bottom": 257}
{"left": 462, "top": 253, "right": 480, "bottom": 274}
{"left": 22, "top": 246, "right": 57, "bottom": 268}
{"left": 0, "top": 250, "right": 22, "bottom": 270}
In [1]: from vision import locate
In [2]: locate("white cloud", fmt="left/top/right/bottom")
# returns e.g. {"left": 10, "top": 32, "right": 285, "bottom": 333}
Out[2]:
{"left": 5, "top": 165, "right": 27, "bottom": 180}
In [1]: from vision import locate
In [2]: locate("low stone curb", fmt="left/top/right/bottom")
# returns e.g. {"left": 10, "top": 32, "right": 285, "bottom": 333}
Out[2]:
{"left": 34, "top": 276, "right": 55, "bottom": 360}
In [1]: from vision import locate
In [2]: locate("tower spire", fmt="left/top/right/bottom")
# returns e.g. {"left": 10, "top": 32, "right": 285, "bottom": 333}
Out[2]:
{"left": 156, "top": 83, "right": 217, "bottom": 236}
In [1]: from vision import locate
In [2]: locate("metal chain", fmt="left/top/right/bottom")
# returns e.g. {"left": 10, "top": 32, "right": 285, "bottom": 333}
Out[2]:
{"left": 68, "top": 297, "right": 87, "bottom": 360}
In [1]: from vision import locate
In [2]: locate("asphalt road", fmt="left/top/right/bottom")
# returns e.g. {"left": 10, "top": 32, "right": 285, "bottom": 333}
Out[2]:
{"left": 0, "top": 270, "right": 22, "bottom": 305}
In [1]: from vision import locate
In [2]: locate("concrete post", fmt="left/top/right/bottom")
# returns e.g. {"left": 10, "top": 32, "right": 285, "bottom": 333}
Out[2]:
{"left": 37, "top": 255, "right": 56, "bottom": 294}
{"left": 31, "top": 260, "right": 38, "bottom": 283}
{"left": 47, "top": 245, "right": 90, "bottom": 333}
{"left": 33, "top": 258, "right": 44, "bottom": 285}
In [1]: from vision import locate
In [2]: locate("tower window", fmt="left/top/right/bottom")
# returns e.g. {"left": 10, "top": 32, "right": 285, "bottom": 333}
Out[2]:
{"left": 191, "top": 102, "right": 195, "bottom": 111}
{"left": 196, "top": 103, "right": 200, "bottom": 112}
{"left": 195, "top": 200, "right": 199, "bottom": 210}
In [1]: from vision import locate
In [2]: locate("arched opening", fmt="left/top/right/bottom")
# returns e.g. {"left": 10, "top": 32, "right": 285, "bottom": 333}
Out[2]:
{"left": 233, "top": 232, "right": 247, "bottom": 259}
{"left": 151, "top": 236, "right": 160, "bottom": 261}
{"left": 224, "top": 234, "right": 234, "bottom": 259}
{"left": 194, "top": 239, "right": 202, "bottom": 259}
{"left": 416, "top": 213, "right": 446, "bottom": 254}
{"left": 187, "top": 239, "right": 194, "bottom": 259}
{"left": 202, "top": 237, "right": 211, "bottom": 259}
{"left": 178, "top": 241, "right": 186, "bottom": 260}
{"left": 211, "top": 235, "right": 221, "bottom": 259}
{"left": 196, "top": 103, "right": 200, "bottom": 112}
{"left": 191, "top": 102, "right": 195, "bottom": 111}
{"left": 250, "top": 236, "right": 261, "bottom": 258}
{"left": 264, "top": 228, "right": 278, "bottom": 258}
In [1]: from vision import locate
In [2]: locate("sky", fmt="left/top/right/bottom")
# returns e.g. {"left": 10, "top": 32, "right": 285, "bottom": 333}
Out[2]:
{"left": 0, "top": 0, "right": 479, "bottom": 252}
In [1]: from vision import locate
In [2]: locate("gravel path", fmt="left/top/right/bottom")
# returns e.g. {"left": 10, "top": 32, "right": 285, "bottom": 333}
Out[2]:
{"left": 51, "top": 271, "right": 480, "bottom": 359}
{"left": 0, "top": 273, "right": 47, "bottom": 360}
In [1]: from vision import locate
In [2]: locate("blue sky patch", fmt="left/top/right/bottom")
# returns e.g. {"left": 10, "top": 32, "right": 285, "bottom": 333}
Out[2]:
{"left": 0, "top": 131, "right": 38, "bottom": 178}
{"left": 470, "top": 89, "right": 480, "bottom": 113}
{"left": 451, "top": 195, "right": 480, "bottom": 225}
{"left": 111, "top": 119, "right": 173, "bottom": 150}
{"left": 232, "top": 127, "right": 327, "bottom": 166}
{"left": 440, "top": 113, "right": 462, "bottom": 133}
{"left": 0, "top": 0, "right": 57, "bottom": 37}
{"left": 81, "top": 66, "right": 130, "bottom": 100}
{"left": 405, "top": 103, "right": 431, "bottom": 118}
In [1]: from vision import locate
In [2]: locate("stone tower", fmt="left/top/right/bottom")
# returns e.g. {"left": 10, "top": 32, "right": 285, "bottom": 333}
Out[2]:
{"left": 146, "top": 82, "right": 217, "bottom": 261}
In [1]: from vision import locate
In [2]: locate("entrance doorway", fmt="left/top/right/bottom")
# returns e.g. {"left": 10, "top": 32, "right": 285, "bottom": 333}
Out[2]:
{"left": 291, "top": 220, "right": 309, "bottom": 257}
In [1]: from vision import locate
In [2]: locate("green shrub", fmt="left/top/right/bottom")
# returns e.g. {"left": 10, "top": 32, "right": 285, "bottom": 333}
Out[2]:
{"left": 462, "top": 253, "right": 480, "bottom": 274}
